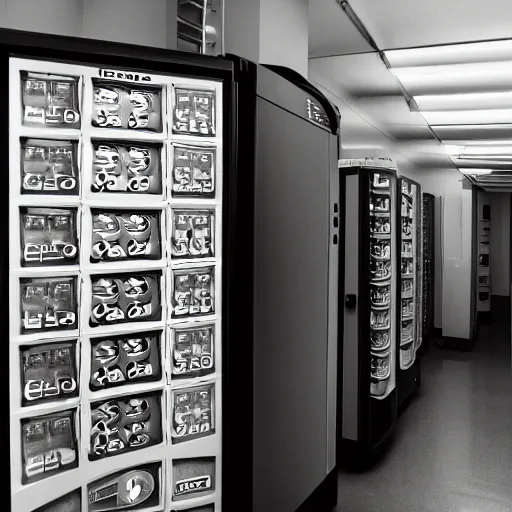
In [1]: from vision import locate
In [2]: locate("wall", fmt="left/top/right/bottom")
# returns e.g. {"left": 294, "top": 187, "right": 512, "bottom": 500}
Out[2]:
{"left": 309, "top": 63, "right": 472, "bottom": 337}
{"left": 224, "top": 0, "right": 309, "bottom": 77}
{"left": 490, "top": 193, "right": 511, "bottom": 296}
{"left": 0, "top": 0, "right": 176, "bottom": 48}
{"left": 259, "top": 0, "right": 309, "bottom": 77}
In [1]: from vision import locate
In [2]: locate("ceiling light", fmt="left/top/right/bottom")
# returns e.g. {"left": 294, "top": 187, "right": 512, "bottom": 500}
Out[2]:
{"left": 432, "top": 124, "right": 512, "bottom": 140}
{"left": 446, "top": 140, "right": 512, "bottom": 147}
{"left": 384, "top": 40, "right": 512, "bottom": 68}
{"left": 458, "top": 168, "right": 494, "bottom": 174}
{"left": 421, "top": 109, "right": 512, "bottom": 125}
{"left": 390, "top": 61, "right": 512, "bottom": 95}
{"left": 458, "top": 155, "right": 512, "bottom": 161}
{"left": 457, "top": 145, "right": 512, "bottom": 155}
{"left": 414, "top": 91, "right": 512, "bottom": 111}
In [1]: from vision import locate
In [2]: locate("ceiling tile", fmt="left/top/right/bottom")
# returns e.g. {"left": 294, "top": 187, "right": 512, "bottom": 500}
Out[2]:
{"left": 308, "top": 0, "right": 373, "bottom": 57}
{"left": 354, "top": 96, "right": 428, "bottom": 126}
{"left": 349, "top": 0, "right": 512, "bottom": 50}
{"left": 309, "top": 53, "right": 402, "bottom": 96}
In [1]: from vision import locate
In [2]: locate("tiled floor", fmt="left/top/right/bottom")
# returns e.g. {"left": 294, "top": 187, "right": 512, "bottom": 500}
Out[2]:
{"left": 338, "top": 300, "right": 512, "bottom": 512}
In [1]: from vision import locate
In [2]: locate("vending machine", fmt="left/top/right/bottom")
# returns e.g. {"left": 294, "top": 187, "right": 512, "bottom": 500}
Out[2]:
{"left": 396, "top": 177, "right": 422, "bottom": 410}
{"left": 338, "top": 158, "right": 398, "bottom": 462}
{"left": 3, "top": 29, "right": 340, "bottom": 512}
{"left": 420, "top": 192, "right": 435, "bottom": 356}
{"left": 3, "top": 29, "right": 234, "bottom": 512}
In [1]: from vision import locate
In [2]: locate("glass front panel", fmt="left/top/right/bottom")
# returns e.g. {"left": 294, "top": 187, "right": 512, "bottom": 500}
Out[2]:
{"left": 369, "top": 172, "right": 396, "bottom": 400}
{"left": 10, "top": 57, "right": 223, "bottom": 511}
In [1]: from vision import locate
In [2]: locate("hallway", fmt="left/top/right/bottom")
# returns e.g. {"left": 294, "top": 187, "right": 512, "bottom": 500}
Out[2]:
{"left": 337, "top": 299, "right": 512, "bottom": 512}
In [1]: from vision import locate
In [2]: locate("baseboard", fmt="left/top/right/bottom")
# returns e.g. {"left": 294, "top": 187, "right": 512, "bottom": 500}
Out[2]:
{"left": 296, "top": 468, "right": 337, "bottom": 512}
{"left": 438, "top": 336, "right": 475, "bottom": 352}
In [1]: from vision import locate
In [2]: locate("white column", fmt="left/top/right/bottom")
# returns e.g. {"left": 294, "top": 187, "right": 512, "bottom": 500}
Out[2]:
{"left": 223, "top": 0, "right": 261, "bottom": 64}
{"left": 2, "top": 0, "right": 82, "bottom": 37}
{"left": 259, "top": 0, "right": 309, "bottom": 78}
{"left": 82, "top": 0, "right": 168, "bottom": 48}
{"left": 223, "top": 0, "right": 309, "bottom": 77}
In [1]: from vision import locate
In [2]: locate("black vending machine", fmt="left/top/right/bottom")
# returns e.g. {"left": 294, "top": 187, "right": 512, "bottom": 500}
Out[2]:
{"left": 3, "top": 29, "right": 340, "bottom": 512}
{"left": 396, "top": 177, "right": 422, "bottom": 410}
{"left": 420, "top": 192, "right": 435, "bottom": 355}
{"left": 338, "top": 158, "right": 398, "bottom": 463}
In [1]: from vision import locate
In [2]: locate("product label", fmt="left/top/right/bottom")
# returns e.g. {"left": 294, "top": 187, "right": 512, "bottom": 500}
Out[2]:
{"left": 175, "top": 475, "right": 211, "bottom": 495}
{"left": 99, "top": 69, "right": 151, "bottom": 82}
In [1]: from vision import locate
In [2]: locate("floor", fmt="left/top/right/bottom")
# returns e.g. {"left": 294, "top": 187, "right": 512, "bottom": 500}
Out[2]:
{"left": 337, "top": 298, "right": 512, "bottom": 512}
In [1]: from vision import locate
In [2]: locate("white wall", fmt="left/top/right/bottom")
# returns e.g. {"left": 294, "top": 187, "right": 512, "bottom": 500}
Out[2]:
{"left": 490, "top": 193, "right": 511, "bottom": 297}
{"left": 259, "top": 0, "right": 309, "bottom": 77}
{"left": 0, "top": 0, "right": 176, "bottom": 48}
{"left": 224, "top": 0, "right": 261, "bottom": 63}
{"left": 82, "top": 0, "right": 169, "bottom": 48}
{"left": 225, "top": 0, "right": 310, "bottom": 77}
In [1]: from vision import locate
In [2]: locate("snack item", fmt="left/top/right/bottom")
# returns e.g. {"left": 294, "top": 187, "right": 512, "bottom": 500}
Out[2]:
{"left": 171, "top": 210, "right": 214, "bottom": 258}
{"left": 21, "top": 342, "right": 78, "bottom": 406}
{"left": 370, "top": 309, "right": 390, "bottom": 330}
{"left": 172, "top": 268, "right": 214, "bottom": 318}
{"left": 90, "top": 332, "right": 161, "bottom": 390}
{"left": 370, "top": 285, "right": 390, "bottom": 309}
{"left": 22, "top": 72, "right": 80, "bottom": 128}
{"left": 92, "top": 141, "right": 162, "bottom": 194}
{"left": 172, "top": 326, "right": 214, "bottom": 376}
{"left": 173, "top": 88, "right": 216, "bottom": 136}
{"left": 172, "top": 384, "right": 214, "bottom": 443}
{"left": 22, "top": 410, "right": 78, "bottom": 484}
{"left": 21, "top": 139, "right": 78, "bottom": 195}
{"left": 172, "top": 144, "right": 215, "bottom": 196}
{"left": 370, "top": 330, "right": 390, "bottom": 351}
{"left": 371, "top": 239, "right": 390, "bottom": 259}
{"left": 92, "top": 81, "right": 162, "bottom": 132}
{"left": 20, "top": 208, "right": 78, "bottom": 266}
{"left": 89, "top": 393, "right": 162, "bottom": 461}
{"left": 20, "top": 277, "right": 77, "bottom": 334}
{"left": 370, "top": 260, "right": 391, "bottom": 282}
{"left": 90, "top": 272, "right": 161, "bottom": 327}
{"left": 91, "top": 210, "right": 161, "bottom": 262}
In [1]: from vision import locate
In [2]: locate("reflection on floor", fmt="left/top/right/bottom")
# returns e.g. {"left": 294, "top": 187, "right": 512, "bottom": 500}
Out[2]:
{"left": 338, "top": 299, "right": 512, "bottom": 512}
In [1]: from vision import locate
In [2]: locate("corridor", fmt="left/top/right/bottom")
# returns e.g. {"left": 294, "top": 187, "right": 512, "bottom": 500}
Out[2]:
{"left": 338, "top": 298, "right": 512, "bottom": 512}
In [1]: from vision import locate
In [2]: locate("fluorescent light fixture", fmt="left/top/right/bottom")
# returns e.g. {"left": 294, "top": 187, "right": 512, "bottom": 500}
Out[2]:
{"left": 384, "top": 40, "right": 512, "bottom": 68}
{"left": 446, "top": 139, "right": 512, "bottom": 146}
{"left": 458, "top": 168, "right": 493, "bottom": 174}
{"left": 415, "top": 91, "right": 512, "bottom": 112}
{"left": 458, "top": 155, "right": 512, "bottom": 161}
{"left": 390, "top": 61, "right": 512, "bottom": 95}
{"left": 444, "top": 144, "right": 512, "bottom": 157}
{"left": 432, "top": 124, "right": 512, "bottom": 140}
{"left": 421, "top": 109, "right": 512, "bottom": 125}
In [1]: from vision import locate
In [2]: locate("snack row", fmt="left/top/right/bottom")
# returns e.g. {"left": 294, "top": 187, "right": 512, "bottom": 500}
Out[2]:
{"left": 16, "top": 207, "right": 215, "bottom": 268}
{"left": 20, "top": 325, "right": 214, "bottom": 403}
{"left": 17, "top": 268, "right": 216, "bottom": 335}
{"left": 22, "top": 72, "right": 217, "bottom": 136}
{"left": 20, "top": 138, "right": 216, "bottom": 197}
{"left": 32, "top": 458, "right": 216, "bottom": 511}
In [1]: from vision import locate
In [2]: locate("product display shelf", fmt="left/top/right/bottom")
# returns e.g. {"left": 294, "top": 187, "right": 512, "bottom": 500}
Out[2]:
{"left": 477, "top": 202, "right": 491, "bottom": 313}
{"left": 9, "top": 56, "right": 223, "bottom": 512}
{"left": 398, "top": 179, "right": 418, "bottom": 371}
{"left": 369, "top": 172, "right": 395, "bottom": 401}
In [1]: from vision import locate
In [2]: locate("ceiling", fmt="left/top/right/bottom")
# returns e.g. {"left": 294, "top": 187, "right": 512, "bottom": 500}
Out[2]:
{"left": 308, "top": 0, "right": 512, "bottom": 190}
